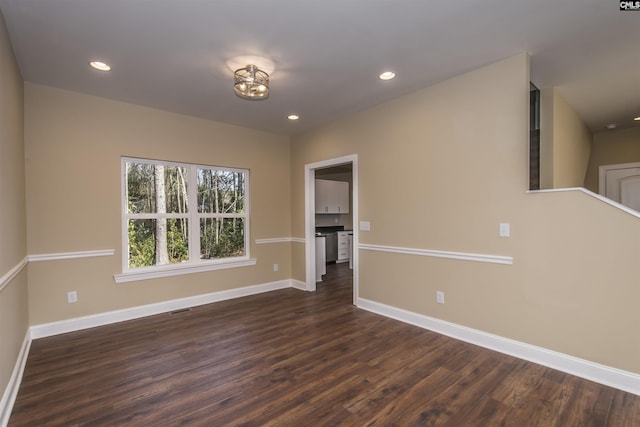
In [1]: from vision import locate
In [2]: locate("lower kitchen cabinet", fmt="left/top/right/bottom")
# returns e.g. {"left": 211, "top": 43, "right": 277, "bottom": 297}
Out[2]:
{"left": 337, "top": 231, "right": 351, "bottom": 263}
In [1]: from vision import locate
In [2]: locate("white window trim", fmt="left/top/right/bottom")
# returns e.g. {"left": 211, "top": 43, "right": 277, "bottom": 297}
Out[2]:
{"left": 114, "top": 257, "right": 256, "bottom": 283}
{"left": 120, "top": 157, "right": 251, "bottom": 281}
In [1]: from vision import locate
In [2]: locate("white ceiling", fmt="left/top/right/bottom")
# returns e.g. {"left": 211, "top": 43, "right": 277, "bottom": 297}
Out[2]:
{"left": 1, "top": 0, "right": 638, "bottom": 135}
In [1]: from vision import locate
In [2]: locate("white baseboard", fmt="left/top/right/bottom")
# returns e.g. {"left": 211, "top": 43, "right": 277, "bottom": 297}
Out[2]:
{"left": 290, "top": 279, "right": 307, "bottom": 291}
{"left": 0, "top": 331, "right": 31, "bottom": 427}
{"left": 31, "top": 279, "right": 294, "bottom": 339}
{"left": 357, "top": 297, "right": 640, "bottom": 396}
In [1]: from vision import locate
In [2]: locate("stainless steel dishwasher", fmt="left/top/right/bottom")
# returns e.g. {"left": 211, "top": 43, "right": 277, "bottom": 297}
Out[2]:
{"left": 323, "top": 232, "right": 338, "bottom": 263}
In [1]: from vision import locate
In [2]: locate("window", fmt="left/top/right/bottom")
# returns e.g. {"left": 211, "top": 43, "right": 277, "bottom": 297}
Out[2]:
{"left": 120, "top": 157, "right": 251, "bottom": 280}
{"left": 529, "top": 82, "right": 540, "bottom": 190}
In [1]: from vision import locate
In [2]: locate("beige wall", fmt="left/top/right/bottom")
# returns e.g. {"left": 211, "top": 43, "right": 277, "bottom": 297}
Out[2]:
{"left": 540, "top": 88, "right": 592, "bottom": 189}
{"left": 291, "top": 53, "right": 640, "bottom": 373}
{"left": 0, "top": 10, "right": 29, "bottom": 404}
{"left": 24, "top": 84, "right": 292, "bottom": 325}
{"left": 584, "top": 127, "right": 640, "bottom": 193}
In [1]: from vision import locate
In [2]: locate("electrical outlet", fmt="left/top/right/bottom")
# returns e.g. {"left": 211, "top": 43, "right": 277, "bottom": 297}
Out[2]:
{"left": 273, "top": 263, "right": 279, "bottom": 272}
{"left": 67, "top": 291, "right": 78, "bottom": 303}
{"left": 499, "top": 223, "right": 510, "bottom": 237}
{"left": 436, "top": 291, "right": 445, "bottom": 304}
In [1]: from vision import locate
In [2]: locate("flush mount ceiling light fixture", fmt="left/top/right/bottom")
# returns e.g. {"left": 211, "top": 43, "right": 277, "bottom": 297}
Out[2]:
{"left": 379, "top": 71, "right": 396, "bottom": 80}
{"left": 234, "top": 64, "right": 269, "bottom": 100}
{"left": 89, "top": 61, "right": 111, "bottom": 71}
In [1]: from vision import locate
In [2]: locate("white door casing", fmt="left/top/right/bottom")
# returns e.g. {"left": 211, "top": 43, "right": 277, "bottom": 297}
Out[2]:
{"left": 304, "top": 154, "right": 358, "bottom": 304}
{"left": 620, "top": 175, "right": 640, "bottom": 212}
{"left": 600, "top": 162, "right": 640, "bottom": 212}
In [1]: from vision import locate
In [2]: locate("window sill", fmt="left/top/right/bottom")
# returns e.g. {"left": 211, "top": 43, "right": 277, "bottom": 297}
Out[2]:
{"left": 113, "top": 258, "right": 257, "bottom": 284}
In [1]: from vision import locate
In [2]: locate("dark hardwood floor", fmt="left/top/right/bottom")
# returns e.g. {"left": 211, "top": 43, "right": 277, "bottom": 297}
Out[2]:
{"left": 9, "top": 263, "right": 640, "bottom": 426}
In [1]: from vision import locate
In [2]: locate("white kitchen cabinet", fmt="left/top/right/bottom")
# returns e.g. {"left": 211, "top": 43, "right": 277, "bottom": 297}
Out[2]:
{"left": 315, "top": 235, "right": 326, "bottom": 281}
{"left": 334, "top": 181, "right": 350, "bottom": 214}
{"left": 314, "top": 180, "right": 324, "bottom": 214}
{"left": 337, "top": 231, "right": 351, "bottom": 263}
{"left": 315, "top": 179, "right": 349, "bottom": 214}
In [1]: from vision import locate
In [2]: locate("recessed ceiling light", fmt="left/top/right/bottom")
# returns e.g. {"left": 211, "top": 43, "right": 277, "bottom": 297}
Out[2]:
{"left": 634, "top": 116, "right": 640, "bottom": 121}
{"left": 89, "top": 61, "right": 111, "bottom": 72}
{"left": 288, "top": 114, "right": 300, "bottom": 121}
{"left": 606, "top": 124, "right": 617, "bottom": 129}
{"left": 379, "top": 71, "right": 396, "bottom": 81}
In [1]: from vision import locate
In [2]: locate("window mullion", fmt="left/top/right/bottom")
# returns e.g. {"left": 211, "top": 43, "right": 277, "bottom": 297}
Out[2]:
{"left": 244, "top": 170, "right": 250, "bottom": 258}
{"left": 188, "top": 165, "right": 199, "bottom": 262}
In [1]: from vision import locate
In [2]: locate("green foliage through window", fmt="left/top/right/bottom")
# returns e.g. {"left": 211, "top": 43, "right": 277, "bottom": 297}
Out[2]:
{"left": 124, "top": 158, "right": 248, "bottom": 269}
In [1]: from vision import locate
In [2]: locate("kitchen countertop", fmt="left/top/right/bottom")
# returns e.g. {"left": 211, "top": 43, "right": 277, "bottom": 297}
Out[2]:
{"left": 315, "top": 226, "right": 353, "bottom": 237}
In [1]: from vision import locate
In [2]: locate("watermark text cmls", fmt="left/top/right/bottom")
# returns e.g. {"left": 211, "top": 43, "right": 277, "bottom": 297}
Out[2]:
{"left": 620, "top": 1, "right": 640, "bottom": 10}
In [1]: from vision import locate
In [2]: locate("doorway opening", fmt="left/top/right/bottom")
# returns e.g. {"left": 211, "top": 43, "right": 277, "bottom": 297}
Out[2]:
{"left": 304, "top": 154, "right": 358, "bottom": 305}
{"left": 599, "top": 162, "right": 640, "bottom": 213}
{"left": 529, "top": 82, "right": 541, "bottom": 191}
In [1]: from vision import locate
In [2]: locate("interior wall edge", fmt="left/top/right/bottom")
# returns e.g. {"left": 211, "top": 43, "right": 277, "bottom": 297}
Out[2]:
{"left": 357, "top": 297, "right": 640, "bottom": 397}
{"left": 527, "top": 186, "right": 640, "bottom": 219}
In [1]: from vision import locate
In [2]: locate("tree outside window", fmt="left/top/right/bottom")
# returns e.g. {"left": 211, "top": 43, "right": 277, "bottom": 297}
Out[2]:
{"left": 123, "top": 158, "right": 248, "bottom": 270}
